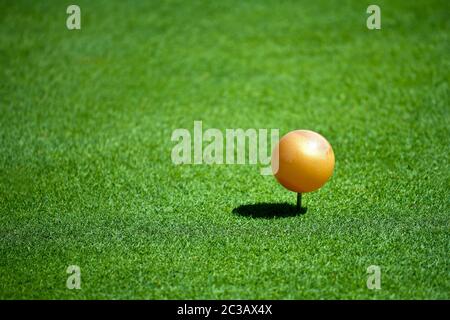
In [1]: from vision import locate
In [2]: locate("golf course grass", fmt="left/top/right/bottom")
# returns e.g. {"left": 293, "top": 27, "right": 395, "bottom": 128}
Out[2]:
{"left": 0, "top": 0, "right": 449, "bottom": 299}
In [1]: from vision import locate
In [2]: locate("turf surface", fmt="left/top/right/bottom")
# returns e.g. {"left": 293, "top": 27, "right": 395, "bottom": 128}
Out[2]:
{"left": 0, "top": 0, "right": 449, "bottom": 299}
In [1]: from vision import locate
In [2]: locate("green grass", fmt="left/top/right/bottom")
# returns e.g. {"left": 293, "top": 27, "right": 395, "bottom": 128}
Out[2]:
{"left": 0, "top": 0, "right": 449, "bottom": 299}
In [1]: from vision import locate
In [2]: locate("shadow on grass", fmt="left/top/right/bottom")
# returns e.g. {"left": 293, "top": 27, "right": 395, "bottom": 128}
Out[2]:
{"left": 232, "top": 203, "right": 307, "bottom": 219}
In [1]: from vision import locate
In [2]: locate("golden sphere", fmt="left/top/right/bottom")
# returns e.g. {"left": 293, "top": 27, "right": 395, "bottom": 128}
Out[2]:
{"left": 272, "top": 130, "right": 335, "bottom": 193}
